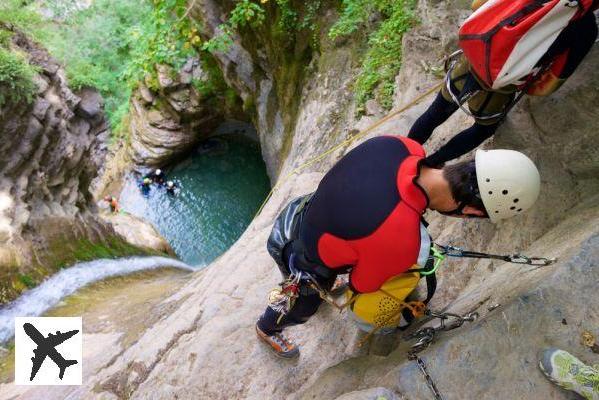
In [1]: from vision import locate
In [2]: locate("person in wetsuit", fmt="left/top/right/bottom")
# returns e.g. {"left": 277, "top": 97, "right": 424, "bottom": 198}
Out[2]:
{"left": 104, "top": 195, "right": 120, "bottom": 213}
{"left": 408, "top": 3, "right": 598, "bottom": 166}
{"left": 165, "top": 181, "right": 177, "bottom": 196}
{"left": 139, "top": 177, "right": 152, "bottom": 196}
{"left": 144, "top": 169, "right": 166, "bottom": 186}
{"left": 256, "top": 135, "right": 541, "bottom": 358}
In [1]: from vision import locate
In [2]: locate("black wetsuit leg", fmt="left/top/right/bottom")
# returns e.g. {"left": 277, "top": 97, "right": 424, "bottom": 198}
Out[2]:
{"left": 545, "top": 11, "right": 598, "bottom": 79}
{"left": 408, "top": 93, "right": 459, "bottom": 145}
{"left": 425, "top": 121, "right": 499, "bottom": 166}
{"left": 257, "top": 245, "right": 336, "bottom": 335}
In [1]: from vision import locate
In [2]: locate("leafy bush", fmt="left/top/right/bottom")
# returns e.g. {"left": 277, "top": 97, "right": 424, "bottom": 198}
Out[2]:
{"left": 328, "top": 0, "right": 372, "bottom": 39}
{"left": 30, "top": 0, "right": 204, "bottom": 135}
{"left": 0, "top": 0, "right": 45, "bottom": 40}
{"left": 203, "top": 0, "right": 324, "bottom": 52}
{"left": 0, "top": 47, "right": 38, "bottom": 107}
{"left": 329, "top": 0, "right": 418, "bottom": 112}
{"left": 202, "top": 0, "right": 267, "bottom": 53}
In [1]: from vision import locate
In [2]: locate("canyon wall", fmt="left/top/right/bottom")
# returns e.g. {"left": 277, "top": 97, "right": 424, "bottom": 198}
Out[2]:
{"left": 0, "top": 28, "right": 169, "bottom": 303}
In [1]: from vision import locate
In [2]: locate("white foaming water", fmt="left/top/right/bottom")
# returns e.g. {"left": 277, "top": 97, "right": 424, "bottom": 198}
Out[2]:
{"left": 0, "top": 256, "right": 194, "bottom": 342}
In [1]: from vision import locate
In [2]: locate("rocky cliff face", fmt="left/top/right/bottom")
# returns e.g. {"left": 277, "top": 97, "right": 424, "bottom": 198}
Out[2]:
{"left": 0, "top": 31, "right": 108, "bottom": 239}
{"left": 188, "top": 0, "right": 342, "bottom": 180}
{"left": 0, "top": 29, "right": 166, "bottom": 303}
{"left": 3, "top": 1, "right": 598, "bottom": 399}
{"left": 128, "top": 59, "right": 244, "bottom": 167}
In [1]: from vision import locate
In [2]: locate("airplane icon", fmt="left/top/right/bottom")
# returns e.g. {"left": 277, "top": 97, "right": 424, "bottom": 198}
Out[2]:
{"left": 23, "top": 322, "right": 79, "bottom": 381}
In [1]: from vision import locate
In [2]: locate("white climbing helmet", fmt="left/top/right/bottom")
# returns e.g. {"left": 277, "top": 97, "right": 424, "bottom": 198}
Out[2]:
{"left": 475, "top": 149, "right": 540, "bottom": 223}
{"left": 155, "top": 169, "right": 162, "bottom": 175}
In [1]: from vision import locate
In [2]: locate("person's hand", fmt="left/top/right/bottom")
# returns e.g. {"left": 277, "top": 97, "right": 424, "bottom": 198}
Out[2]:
{"left": 526, "top": 70, "right": 565, "bottom": 96}
{"left": 471, "top": 0, "right": 490, "bottom": 11}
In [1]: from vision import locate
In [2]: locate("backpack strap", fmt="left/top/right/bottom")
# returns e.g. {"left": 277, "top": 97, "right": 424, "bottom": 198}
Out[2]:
{"left": 400, "top": 250, "right": 439, "bottom": 329}
{"left": 400, "top": 271, "right": 436, "bottom": 329}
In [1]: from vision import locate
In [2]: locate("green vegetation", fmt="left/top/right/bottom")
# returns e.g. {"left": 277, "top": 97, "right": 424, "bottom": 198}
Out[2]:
{"left": 0, "top": 0, "right": 44, "bottom": 40}
{"left": 203, "top": 0, "right": 324, "bottom": 52}
{"left": 203, "top": 0, "right": 416, "bottom": 113}
{"left": 0, "top": 234, "right": 162, "bottom": 305}
{"left": 18, "top": 274, "right": 36, "bottom": 289}
{"left": 202, "top": 0, "right": 267, "bottom": 53}
{"left": 0, "top": 0, "right": 418, "bottom": 126}
{"left": 40, "top": 0, "right": 204, "bottom": 136}
{"left": 49, "top": 237, "right": 157, "bottom": 270}
{"left": 1, "top": 0, "right": 214, "bottom": 136}
{"left": 0, "top": 1, "right": 42, "bottom": 107}
{"left": 329, "top": 0, "right": 418, "bottom": 112}
{"left": 0, "top": 47, "right": 38, "bottom": 107}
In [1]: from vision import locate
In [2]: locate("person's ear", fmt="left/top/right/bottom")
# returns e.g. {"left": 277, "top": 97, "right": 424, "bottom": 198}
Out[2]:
{"left": 462, "top": 205, "right": 487, "bottom": 217}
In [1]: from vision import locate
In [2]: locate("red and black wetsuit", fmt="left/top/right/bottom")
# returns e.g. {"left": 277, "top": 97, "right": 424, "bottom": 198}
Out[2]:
{"left": 299, "top": 135, "right": 429, "bottom": 293}
{"left": 258, "top": 136, "right": 430, "bottom": 334}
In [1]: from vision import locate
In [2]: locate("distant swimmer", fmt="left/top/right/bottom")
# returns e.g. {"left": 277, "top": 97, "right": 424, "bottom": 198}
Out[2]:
{"left": 152, "top": 169, "right": 166, "bottom": 185}
{"left": 165, "top": 180, "right": 178, "bottom": 196}
{"left": 139, "top": 177, "right": 152, "bottom": 196}
{"left": 144, "top": 169, "right": 166, "bottom": 186}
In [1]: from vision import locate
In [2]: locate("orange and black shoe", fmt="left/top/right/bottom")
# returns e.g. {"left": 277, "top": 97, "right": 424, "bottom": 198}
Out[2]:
{"left": 255, "top": 324, "right": 299, "bottom": 359}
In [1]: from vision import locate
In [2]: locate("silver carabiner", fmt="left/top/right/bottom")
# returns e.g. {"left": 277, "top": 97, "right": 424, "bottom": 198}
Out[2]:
{"left": 509, "top": 255, "right": 557, "bottom": 266}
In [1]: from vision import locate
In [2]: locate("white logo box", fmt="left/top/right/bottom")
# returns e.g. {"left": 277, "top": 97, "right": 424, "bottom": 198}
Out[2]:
{"left": 14, "top": 317, "right": 82, "bottom": 386}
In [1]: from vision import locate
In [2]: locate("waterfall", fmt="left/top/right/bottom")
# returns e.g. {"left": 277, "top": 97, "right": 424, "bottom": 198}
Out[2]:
{"left": 0, "top": 256, "right": 194, "bottom": 342}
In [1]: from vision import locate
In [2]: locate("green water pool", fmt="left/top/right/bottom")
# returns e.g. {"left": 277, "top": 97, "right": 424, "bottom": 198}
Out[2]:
{"left": 120, "top": 134, "right": 271, "bottom": 266}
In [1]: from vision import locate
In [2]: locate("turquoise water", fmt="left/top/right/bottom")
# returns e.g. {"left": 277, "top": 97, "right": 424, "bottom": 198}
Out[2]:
{"left": 119, "top": 134, "right": 270, "bottom": 266}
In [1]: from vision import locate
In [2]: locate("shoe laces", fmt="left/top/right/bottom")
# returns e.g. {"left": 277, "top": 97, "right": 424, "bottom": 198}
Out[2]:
{"left": 271, "top": 332, "right": 294, "bottom": 350}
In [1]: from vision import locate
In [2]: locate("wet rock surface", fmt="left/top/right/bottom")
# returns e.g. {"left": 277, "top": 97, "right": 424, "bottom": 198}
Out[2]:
{"left": 103, "top": 213, "right": 175, "bottom": 256}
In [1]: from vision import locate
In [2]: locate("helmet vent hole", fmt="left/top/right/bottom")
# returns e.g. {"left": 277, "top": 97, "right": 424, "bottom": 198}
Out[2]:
{"left": 495, "top": 210, "right": 499, "bottom": 214}
{"left": 486, "top": 178, "right": 490, "bottom": 182}
{"left": 488, "top": 191, "right": 493, "bottom": 195}
{"left": 502, "top": 190, "right": 509, "bottom": 195}
{"left": 517, "top": 208, "right": 523, "bottom": 212}
{"left": 513, "top": 198, "right": 519, "bottom": 203}
{"left": 510, "top": 206, "right": 516, "bottom": 210}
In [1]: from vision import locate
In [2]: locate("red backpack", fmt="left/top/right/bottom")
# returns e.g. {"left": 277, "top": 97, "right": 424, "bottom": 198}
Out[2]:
{"left": 459, "top": 0, "right": 594, "bottom": 90}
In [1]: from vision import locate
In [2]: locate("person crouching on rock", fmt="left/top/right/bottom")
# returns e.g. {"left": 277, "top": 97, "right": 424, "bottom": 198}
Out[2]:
{"left": 104, "top": 195, "right": 120, "bottom": 214}
{"left": 255, "top": 135, "right": 541, "bottom": 358}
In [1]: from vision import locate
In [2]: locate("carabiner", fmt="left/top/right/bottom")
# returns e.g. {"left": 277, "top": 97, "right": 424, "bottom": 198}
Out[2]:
{"left": 421, "top": 246, "right": 445, "bottom": 276}
{"left": 509, "top": 255, "right": 557, "bottom": 266}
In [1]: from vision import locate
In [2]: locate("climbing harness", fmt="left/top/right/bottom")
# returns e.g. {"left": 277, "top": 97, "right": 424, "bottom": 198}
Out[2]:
{"left": 268, "top": 272, "right": 302, "bottom": 323}
{"left": 437, "top": 244, "right": 557, "bottom": 266}
{"left": 444, "top": 49, "right": 551, "bottom": 125}
{"left": 254, "top": 81, "right": 443, "bottom": 219}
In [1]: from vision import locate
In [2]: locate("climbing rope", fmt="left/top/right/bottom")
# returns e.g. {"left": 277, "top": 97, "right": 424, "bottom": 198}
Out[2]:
{"left": 254, "top": 82, "right": 443, "bottom": 219}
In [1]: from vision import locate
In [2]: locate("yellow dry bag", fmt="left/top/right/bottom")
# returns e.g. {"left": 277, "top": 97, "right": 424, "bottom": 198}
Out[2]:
{"left": 346, "top": 271, "right": 421, "bottom": 329}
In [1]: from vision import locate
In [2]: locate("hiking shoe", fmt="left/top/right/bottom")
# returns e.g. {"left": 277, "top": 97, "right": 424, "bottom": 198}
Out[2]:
{"left": 539, "top": 348, "right": 599, "bottom": 400}
{"left": 255, "top": 324, "right": 299, "bottom": 359}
